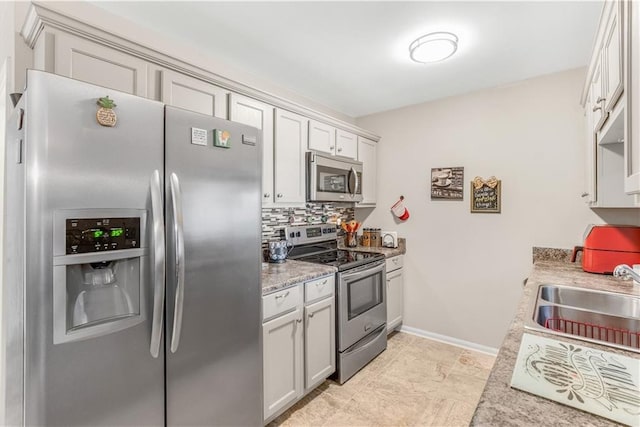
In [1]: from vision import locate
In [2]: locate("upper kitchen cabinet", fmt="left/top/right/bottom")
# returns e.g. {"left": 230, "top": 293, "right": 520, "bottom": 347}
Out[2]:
{"left": 33, "top": 32, "right": 149, "bottom": 97}
{"left": 309, "top": 121, "right": 358, "bottom": 160}
{"left": 159, "top": 70, "right": 229, "bottom": 119}
{"left": 335, "top": 130, "right": 358, "bottom": 159}
{"left": 357, "top": 136, "right": 378, "bottom": 206}
{"left": 229, "top": 94, "right": 275, "bottom": 206}
{"left": 625, "top": 0, "right": 640, "bottom": 195}
{"left": 603, "top": 0, "right": 624, "bottom": 114}
{"left": 582, "top": 0, "right": 638, "bottom": 204}
{"left": 308, "top": 120, "right": 335, "bottom": 155}
{"left": 274, "top": 109, "right": 308, "bottom": 205}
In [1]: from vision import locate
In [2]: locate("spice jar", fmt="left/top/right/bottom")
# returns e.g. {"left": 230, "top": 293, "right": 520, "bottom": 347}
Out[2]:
{"left": 370, "top": 228, "right": 381, "bottom": 247}
{"left": 361, "top": 228, "right": 371, "bottom": 247}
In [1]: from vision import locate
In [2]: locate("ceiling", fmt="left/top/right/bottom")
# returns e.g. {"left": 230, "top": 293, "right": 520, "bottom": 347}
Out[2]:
{"left": 90, "top": 1, "right": 603, "bottom": 118}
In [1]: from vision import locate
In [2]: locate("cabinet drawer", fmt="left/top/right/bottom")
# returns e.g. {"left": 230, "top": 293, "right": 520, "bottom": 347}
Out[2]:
{"left": 263, "top": 285, "right": 302, "bottom": 321}
{"left": 386, "top": 255, "right": 404, "bottom": 273}
{"left": 304, "top": 275, "right": 334, "bottom": 303}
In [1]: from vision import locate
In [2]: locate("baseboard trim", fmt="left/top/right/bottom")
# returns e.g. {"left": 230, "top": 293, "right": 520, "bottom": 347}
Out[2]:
{"left": 399, "top": 325, "right": 499, "bottom": 356}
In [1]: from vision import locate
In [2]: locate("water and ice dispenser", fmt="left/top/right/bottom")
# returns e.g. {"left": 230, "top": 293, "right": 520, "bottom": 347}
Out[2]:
{"left": 53, "top": 210, "right": 148, "bottom": 344}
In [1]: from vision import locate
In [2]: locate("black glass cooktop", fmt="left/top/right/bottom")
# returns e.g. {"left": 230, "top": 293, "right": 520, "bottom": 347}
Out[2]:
{"left": 295, "top": 249, "right": 385, "bottom": 271}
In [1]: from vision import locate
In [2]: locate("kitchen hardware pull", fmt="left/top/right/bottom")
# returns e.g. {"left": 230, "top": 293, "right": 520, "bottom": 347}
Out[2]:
{"left": 149, "top": 170, "right": 165, "bottom": 358}
{"left": 352, "top": 166, "right": 359, "bottom": 198}
{"left": 592, "top": 105, "right": 602, "bottom": 112}
{"left": 317, "top": 280, "right": 327, "bottom": 286}
{"left": 337, "top": 147, "right": 342, "bottom": 152}
{"left": 296, "top": 318, "right": 303, "bottom": 323}
{"left": 581, "top": 192, "right": 589, "bottom": 197}
{"left": 309, "top": 312, "right": 315, "bottom": 318}
{"left": 263, "top": 193, "right": 271, "bottom": 198}
{"left": 275, "top": 291, "right": 290, "bottom": 300}
{"left": 277, "top": 193, "right": 283, "bottom": 198}
{"left": 340, "top": 260, "right": 385, "bottom": 283}
{"left": 170, "top": 172, "right": 186, "bottom": 353}
{"left": 329, "top": 145, "right": 334, "bottom": 150}
{"left": 596, "top": 96, "right": 606, "bottom": 103}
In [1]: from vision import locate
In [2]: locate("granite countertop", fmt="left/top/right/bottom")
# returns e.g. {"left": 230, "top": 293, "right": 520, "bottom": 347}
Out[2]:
{"left": 471, "top": 262, "right": 640, "bottom": 426}
{"left": 338, "top": 237, "right": 407, "bottom": 258}
{"left": 261, "top": 260, "right": 337, "bottom": 296}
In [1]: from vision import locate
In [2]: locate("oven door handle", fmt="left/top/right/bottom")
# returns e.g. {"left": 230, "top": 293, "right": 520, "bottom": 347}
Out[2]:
{"left": 342, "top": 324, "right": 386, "bottom": 356}
{"left": 340, "top": 260, "right": 385, "bottom": 282}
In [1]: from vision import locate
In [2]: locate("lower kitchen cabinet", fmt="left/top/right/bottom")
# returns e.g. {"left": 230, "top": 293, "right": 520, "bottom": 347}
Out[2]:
{"left": 304, "top": 296, "right": 335, "bottom": 391}
{"left": 262, "top": 275, "right": 335, "bottom": 423}
{"left": 386, "top": 255, "right": 404, "bottom": 334}
{"left": 262, "top": 292, "right": 304, "bottom": 422}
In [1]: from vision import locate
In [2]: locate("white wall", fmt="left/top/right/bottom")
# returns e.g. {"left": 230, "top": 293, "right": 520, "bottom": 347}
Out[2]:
{"left": 356, "top": 68, "right": 640, "bottom": 349}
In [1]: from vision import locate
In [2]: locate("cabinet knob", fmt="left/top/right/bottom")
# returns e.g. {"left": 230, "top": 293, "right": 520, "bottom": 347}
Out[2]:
{"left": 329, "top": 146, "right": 334, "bottom": 150}
{"left": 309, "top": 312, "right": 314, "bottom": 318}
{"left": 337, "top": 147, "right": 343, "bottom": 152}
{"left": 277, "top": 193, "right": 283, "bottom": 198}
{"left": 263, "top": 193, "right": 271, "bottom": 198}
{"left": 296, "top": 318, "right": 303, "bottom": 323}
{"left": 592, "top": 105, "right": 602, "bottom": 112}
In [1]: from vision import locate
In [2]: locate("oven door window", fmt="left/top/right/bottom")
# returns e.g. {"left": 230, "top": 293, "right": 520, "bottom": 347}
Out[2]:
{"left": 317, "top": 165, "right": 349, "bottom": 194}
{"left": 347, "top": 273, "right": 383, "bottom": 320}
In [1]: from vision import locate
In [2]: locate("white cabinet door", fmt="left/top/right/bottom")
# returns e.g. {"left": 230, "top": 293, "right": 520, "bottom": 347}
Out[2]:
{"left": 592, "top": 59, "right": 606, "bottom": 133}
{"left": 263, "top": 307, "right": 303, "bottom": 422}
{"left": 386, "top": 269, "right": 404, "bottom": 333}
{"left": 336, "top": 129, "right": 358, "bottom": 159}
{"left": 626, "top": 0, "right": 640, "bottom": 194}
{"left": 160, "top": 69, "right": 228, "bottom": 118}
{"left": 274, "top": 109, "right": 308, "bottom": 204}
{"left": 584, "top": 90, "right": 598, "bottom": 205}
{"left": 229, "top": 94, "right": 275, "bottom": 205}
{"left": 604, "top": 1, "right": 624, "bottom": 113}
{"left": 308, "top": 120, "right": 335, "bottom": 155}
{"left": 357, "top": 136, "right": 378, "bottom": 206}
{"left": 304, "top": 297, "right": 335, "bottom": 391}
{"left": 54, "top": 33, "right": 148, "bottom": 97}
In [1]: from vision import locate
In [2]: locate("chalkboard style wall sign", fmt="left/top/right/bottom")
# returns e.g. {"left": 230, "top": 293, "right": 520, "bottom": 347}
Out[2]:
{"left": 431, "top": 167, "right": 464, "bottom": 200}
{"left": 471, "top": 176, "right": 501, "bottom": 213}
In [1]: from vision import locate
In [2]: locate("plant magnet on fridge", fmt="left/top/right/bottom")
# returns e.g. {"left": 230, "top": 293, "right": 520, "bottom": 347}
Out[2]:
{"left": 391, "top": 196, "right": 410, "bottom": 221}
{"left": 213, "top": 129, "right": 231, "bottom": 148}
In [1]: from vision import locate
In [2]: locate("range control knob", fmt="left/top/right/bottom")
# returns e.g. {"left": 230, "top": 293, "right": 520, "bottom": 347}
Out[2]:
{"left": 290, "top": 232, "right": 295, "bottom": 238}
{"left": 296, "top": 232, "right": 301, "bottom": 237}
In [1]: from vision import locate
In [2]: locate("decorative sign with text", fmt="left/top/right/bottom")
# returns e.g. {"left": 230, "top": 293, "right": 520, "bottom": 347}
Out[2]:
{"left": 470, "top": 176, "right": 501, "bottom": 213}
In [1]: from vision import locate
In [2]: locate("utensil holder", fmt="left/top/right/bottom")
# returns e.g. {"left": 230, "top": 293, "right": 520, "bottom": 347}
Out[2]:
{"left": 345, "top": 232, "right": 358, "bottom": 247}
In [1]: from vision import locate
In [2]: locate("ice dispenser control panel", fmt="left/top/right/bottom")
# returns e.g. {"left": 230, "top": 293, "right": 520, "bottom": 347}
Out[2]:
{"left": 66, "top": 217, "right": 140, "bottom": 254}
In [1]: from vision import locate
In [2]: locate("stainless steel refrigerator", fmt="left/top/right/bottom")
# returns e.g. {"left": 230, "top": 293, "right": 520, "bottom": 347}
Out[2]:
{"left": 2, "top": 70, "right": 263, "bottom": 426}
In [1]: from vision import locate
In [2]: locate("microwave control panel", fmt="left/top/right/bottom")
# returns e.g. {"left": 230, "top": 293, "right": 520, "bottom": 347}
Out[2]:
{"left": 65, "top": 217, "right": 140, "bottom": 254}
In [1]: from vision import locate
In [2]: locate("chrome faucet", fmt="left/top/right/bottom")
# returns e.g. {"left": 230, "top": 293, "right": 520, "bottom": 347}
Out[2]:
{"left": 613, "top": 264, "right": 640, "bottom": 284}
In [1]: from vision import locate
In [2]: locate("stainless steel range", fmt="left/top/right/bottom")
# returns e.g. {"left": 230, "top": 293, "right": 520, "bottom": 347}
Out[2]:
{"left": 284, "top": 224, "right": 387, "bottom": 384}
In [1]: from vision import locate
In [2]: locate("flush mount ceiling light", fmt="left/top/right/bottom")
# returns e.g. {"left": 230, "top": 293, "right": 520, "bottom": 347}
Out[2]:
{"left": 409, "top": 32, "right": 458, "bottom": 64}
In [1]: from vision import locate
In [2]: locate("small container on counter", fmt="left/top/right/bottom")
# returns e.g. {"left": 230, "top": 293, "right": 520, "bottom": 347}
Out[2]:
{"left": 345, "top": 232, "right": 358, "bottom": 247}
{"left": 371, "top": 228, "right": 381, "bottom": 247}
{"left": 361, "top": 228, "right": 371, "bottom": 247}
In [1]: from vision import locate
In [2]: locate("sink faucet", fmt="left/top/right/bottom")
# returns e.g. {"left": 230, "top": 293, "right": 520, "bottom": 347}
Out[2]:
{"left": 613, "top": 264, "right": 640, "bottom": 284}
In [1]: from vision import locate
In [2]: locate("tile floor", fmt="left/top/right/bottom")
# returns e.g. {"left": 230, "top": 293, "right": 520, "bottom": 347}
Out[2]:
{"left": 269, "top": 331, "right": 496, "bottom": 427}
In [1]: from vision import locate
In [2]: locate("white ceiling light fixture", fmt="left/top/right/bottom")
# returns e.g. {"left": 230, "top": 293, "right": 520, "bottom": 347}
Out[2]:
{"left": 409, "top": 32, "right": 459, "bottom": 64}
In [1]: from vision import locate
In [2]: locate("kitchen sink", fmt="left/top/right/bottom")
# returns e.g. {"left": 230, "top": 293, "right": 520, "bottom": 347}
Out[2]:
{"left": 525, "top": 284, "right": 640, "bottom": 353}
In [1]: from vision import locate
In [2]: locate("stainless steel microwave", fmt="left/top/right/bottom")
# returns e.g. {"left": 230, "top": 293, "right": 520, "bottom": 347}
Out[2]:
{"left": 307, "top": 151, "right": 363, "bottom": 203}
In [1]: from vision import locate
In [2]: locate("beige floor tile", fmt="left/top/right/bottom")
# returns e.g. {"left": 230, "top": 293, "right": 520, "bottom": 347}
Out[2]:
{"left": 269, "top": 332, "right": 495, "bottom": 427}
{"left": 449, "top": 349, "right": 496, "bottom": 380}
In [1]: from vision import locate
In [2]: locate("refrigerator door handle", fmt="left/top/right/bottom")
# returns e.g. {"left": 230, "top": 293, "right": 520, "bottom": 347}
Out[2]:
{"left": 149, "top": 170, "right": 166, "bottom": 358}
{"left": 169, "top": 172, "right": 186, "bottom": 353}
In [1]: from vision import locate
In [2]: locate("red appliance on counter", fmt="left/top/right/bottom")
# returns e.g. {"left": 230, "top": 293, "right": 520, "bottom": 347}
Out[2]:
{"left": 571, "top": 225, "right": 640, "bottom": 274}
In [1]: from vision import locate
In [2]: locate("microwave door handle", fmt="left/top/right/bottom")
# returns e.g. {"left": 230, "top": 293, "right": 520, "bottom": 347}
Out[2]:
{"left": 348, "top": 167, "right": 358, "bottom": 197}
{"left": 169, "top": 172, "right": 186, "bottom": 353}
{"left": 353, "top": 167, "right": 360, "bottom": 197}
{"left": 149, "top": 170, "right": 165, "bottom": 358}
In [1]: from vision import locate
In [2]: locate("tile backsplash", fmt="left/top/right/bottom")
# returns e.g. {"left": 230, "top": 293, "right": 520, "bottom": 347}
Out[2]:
{"left": 262, "top": 203, "right": 355, "bottom": 242}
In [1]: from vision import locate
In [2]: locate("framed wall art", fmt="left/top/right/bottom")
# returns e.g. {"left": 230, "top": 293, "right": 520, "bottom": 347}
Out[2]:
{"left": 470, "top": 176, "right": 501, "bottom": 213}
{"left": 430, "top": 167, "right": 464, "bottom": 200}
